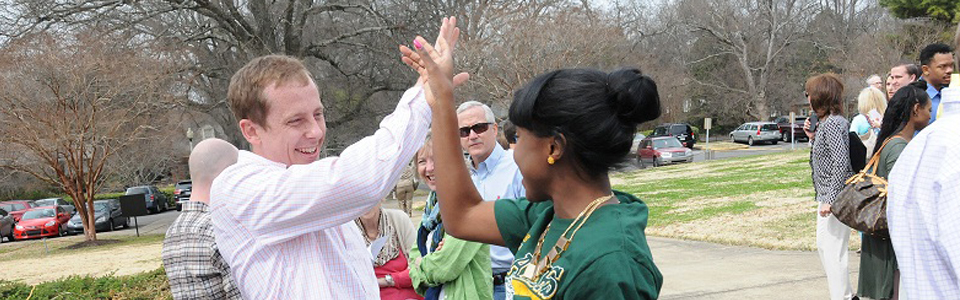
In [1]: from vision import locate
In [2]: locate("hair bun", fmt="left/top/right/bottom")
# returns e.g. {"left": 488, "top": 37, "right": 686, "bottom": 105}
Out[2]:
{"left": 606, "top": 68, "right": 662, "bottom": 125}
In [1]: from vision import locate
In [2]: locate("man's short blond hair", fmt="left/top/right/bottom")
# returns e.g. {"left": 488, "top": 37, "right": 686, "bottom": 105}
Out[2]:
{"left": 228, "top": 55, "right": 313, "bottom": 127}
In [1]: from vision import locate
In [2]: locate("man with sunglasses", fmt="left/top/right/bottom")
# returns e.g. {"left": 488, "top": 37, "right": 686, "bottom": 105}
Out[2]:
{"left": 456, "top": 101, "right": 525, "bottom": 300}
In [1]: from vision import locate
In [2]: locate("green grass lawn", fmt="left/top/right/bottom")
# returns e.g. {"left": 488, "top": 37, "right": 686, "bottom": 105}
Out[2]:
{"left": 614, "top": 150, "right": 859, "bottom": 251}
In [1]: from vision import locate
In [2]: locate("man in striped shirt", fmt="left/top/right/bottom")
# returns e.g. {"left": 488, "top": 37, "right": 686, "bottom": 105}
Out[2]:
{"left": 209, "top": 18, "right": 462, "bottom": 299}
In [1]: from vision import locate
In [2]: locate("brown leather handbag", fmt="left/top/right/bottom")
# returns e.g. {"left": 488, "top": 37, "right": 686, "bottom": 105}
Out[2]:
{"left": 830, "top": 138, "right": 894, "bottom": 238}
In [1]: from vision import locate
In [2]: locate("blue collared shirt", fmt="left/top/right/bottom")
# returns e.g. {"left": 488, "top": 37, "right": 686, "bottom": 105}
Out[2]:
{"left": 928, "top": 83, "right": 942, "bottom": 124}
{"left": 469, "top": 145, "right": 526, "bottom": 273}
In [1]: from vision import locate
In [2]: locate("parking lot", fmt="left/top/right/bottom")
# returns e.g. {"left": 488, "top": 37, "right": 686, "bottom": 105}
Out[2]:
{"left": 0, "top": 209, "right": 181, "bottom": 246}
{"left": 620, "top": 139, "right": 809, "bottom": 172}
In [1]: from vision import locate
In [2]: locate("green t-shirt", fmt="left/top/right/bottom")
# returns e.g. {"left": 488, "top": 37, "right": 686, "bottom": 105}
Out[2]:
{"left": 494, "top": 190, "right": 663, "bottom": 300}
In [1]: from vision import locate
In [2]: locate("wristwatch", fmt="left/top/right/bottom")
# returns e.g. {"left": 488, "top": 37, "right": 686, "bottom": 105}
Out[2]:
{"left": 384, "top": 274, "right": 395, "bottom": 287}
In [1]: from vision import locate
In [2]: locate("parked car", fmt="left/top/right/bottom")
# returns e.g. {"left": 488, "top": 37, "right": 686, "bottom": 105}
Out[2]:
{"left": 0, "top": 208, "right": 15, "bottom": 243}
{"left": 67, "top": 199, "right": 128, "bottom": 234}
{"left": 125, "top": 185, "right": 168, "bottom": 214}
{"left": 0, "top": 200, "right": 36, "bottom": 222}
{"left": 13, "top": 206, "right": 71, "bottom": 240}
{"left": 637, "top": 137, "right": 694, "bottom": 168}
{"left": 174, "top": 180, "right": 192, "bottom": 211}
{"left": 651, "top": 123, "right": 696, "bottom": 149}
{"left": 729, "top": 122, "right": 782, "bottom": 146}
{"left": 33, "top": 198, "right": 75, "bottom": 216}
{"left": 773, "top": 116, "right": 808, "bottom": 142}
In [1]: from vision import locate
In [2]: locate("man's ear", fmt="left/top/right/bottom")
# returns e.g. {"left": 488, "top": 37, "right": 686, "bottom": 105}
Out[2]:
{"left": 238, "top": 119, "right": 262, "bottom": 147}
{"left": 922, "top": 64, "right": 931, "bottom": 77}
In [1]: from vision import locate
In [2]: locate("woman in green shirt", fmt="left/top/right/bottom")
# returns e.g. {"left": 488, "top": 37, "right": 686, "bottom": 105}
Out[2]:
{"left": 408, "top": 136, "right": 493, "bottom": 300}
{"left": 857, "top": 81, "right": 931, "bottom": 300}
{"left": 402, "top": 31, "right": 663, "bottom": 299}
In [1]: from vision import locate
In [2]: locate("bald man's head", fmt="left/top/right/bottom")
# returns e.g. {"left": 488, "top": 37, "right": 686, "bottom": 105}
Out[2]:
{"left": 189, "top": 139, "right": 238, "bottom": 203}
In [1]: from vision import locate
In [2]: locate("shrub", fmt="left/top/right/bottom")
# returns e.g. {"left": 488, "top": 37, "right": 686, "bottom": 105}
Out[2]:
{"left": 0, "top": 268, "right": 171, "bottom": 300}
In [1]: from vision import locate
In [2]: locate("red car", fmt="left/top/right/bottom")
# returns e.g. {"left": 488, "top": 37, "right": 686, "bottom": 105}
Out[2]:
{"left": 14, "top": 206, "right": 71, "bottom": 240}
{"left": 0, "top": 200, "right": 37, "bottom": 223}
{"left": 637, "top": 137, "right": 695, "bottom": 168}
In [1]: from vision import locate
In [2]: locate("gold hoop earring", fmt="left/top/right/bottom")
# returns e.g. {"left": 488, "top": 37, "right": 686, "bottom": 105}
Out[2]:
{"left": 547, "top": 157, "right": 555, "bottom": 165}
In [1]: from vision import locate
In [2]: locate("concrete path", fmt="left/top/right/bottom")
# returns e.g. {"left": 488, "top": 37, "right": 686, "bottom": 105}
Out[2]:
{"left": 652, "top": 236, "right": 860, "bottom": 299}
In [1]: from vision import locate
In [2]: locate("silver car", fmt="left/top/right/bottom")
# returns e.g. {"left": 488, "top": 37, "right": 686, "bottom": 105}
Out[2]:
{"left": 0, "top": 208, "right": 14, "bottom": 243}
{"left": 730, "top": 122, "right": 781, "bottom": 146}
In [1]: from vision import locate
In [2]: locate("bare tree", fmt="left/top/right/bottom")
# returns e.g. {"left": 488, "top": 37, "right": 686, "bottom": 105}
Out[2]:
{"left": 678, "top": 0, "right": 818, "bottom": 121}
{"left": 1, "top": 0, "right": 431, "bottom": 151}
{"left": 0, "top": 30, "right": 180, "bottom": 241}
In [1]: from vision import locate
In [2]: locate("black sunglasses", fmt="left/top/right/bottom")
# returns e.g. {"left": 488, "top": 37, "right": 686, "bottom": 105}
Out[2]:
{"left": 459, "top": 122, "right": 492, "bottom": 138}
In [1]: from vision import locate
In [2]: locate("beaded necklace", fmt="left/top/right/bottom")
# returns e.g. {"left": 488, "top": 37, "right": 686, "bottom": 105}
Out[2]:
{"left": 520, "top": 193, "right": 616, "bottom": 280}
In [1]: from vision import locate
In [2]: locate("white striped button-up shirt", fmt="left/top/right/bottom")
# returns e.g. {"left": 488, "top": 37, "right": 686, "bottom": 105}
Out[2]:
{"left": 210, "top": 86, "right": 429, "bottom": 299}
{"left": 888, "top": 110, "right": 960, "bottom": 299}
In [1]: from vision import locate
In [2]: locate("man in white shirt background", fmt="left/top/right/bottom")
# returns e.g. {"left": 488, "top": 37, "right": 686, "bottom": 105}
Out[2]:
{"left": 885, "top": 62, "right": 921, "bottom": 100}
{"left": 887, "top": 26, "right": 960, "bottom": 299}
{"left": 209, "top": 18, "right": 464, "bottom": 299}
{"left": 456, "top": 101, "right": 525, "bottom": 300}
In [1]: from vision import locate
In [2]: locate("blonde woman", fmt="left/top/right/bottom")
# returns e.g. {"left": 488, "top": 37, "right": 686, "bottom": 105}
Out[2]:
{"left": 850, "top": 87, "right": 887, "bottom": 158}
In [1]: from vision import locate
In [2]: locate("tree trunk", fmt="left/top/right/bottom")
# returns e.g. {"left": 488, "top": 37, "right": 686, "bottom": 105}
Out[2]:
{"left": 83, "top": 210, "right": 98, "bottom": 241}
{"left": 68, "top": 190, "right": 98, "bottom": 241}
{"left": 752, "top": 94, "right": 770, "bottom": 121}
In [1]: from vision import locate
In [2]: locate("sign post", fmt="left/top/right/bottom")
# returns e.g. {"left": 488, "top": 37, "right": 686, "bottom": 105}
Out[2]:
{"left": 119, "top": 194, "right": 149, "bottom": 237}
{"left": 789, "top": 112, "right": 796, "bottom": 150}
{"left": 704, "top": 118, "right": 712, "bottom": 160}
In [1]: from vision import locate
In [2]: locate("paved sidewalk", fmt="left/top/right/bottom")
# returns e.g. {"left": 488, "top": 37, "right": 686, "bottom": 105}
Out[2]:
{"left": 652, "top": 236, "right": 860, "bottom": 299}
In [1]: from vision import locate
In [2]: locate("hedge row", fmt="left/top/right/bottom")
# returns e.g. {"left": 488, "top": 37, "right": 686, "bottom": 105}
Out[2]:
{"left": 62, "top": 186, "right": 176, "bottom": 204}
{"left": 0, "top": 268, "right": 171, "bottom": 300}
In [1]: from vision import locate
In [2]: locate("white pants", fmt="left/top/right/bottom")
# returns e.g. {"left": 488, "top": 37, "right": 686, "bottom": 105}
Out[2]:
{"left": 817, "top": 212, "right": 854, "bottom": 300}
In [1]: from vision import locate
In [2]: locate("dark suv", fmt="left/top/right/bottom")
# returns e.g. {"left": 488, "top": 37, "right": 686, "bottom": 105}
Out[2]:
{"left": 125, "top": 185, "right": 168, "bottom": 214}
{"left": 174, "top": 180, "right": 192, "bottom": 211}
{"left": 773, "top": 116, "right": 808, "bottom": 142}
{"left": 650, "top": 123, "right": 696, "bottom": 149}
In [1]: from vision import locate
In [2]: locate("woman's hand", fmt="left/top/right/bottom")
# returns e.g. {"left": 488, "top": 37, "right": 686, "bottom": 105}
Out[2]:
{"left": 377, "top": 277, "right": 390, "bottom": 287}
{"left": 818, "top": 203, "right": 832, "bottom": 217}
{"left": 803, "top": 118, "right": 815, "bottom": 140}
{"left": 399, "top": 17, "right": 468, "bottom": 108}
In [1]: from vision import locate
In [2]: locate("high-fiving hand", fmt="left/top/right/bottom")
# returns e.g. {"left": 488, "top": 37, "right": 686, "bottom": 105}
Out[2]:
{"left": 399, "top": 17, "right": 469, "bottom": 108}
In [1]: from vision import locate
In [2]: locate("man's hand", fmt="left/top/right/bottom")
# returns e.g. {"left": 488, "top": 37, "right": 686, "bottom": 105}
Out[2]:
{"left": 435, "top": 240, "right": 445, "bottom": 252}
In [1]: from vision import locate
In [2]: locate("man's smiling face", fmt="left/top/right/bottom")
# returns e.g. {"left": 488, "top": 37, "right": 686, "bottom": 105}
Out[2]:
{"left": 248, "top": 79, "right": 326, "bottom": 166}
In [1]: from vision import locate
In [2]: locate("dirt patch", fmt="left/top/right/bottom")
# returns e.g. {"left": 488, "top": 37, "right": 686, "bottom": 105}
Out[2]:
{"left": 63, "top": 239, "right": 123, "bottom": 250}
{"left": 2, "top": 242, "right": 163, "bottom": 285}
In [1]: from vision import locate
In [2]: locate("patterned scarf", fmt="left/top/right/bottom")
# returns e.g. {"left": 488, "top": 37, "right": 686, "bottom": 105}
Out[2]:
{"left": 354, "top": 208, "right": 401, "bottom": 267}
{"left": 421, "top": 191, "right": 442, "bottom": 232}
{"left": 417, "top": 191, "right": 445, "bottom": 300}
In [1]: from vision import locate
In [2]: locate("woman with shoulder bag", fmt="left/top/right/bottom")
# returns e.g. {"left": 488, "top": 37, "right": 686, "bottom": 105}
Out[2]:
{"left": 856, "top": 81, "right": 931, "bottom": 300}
